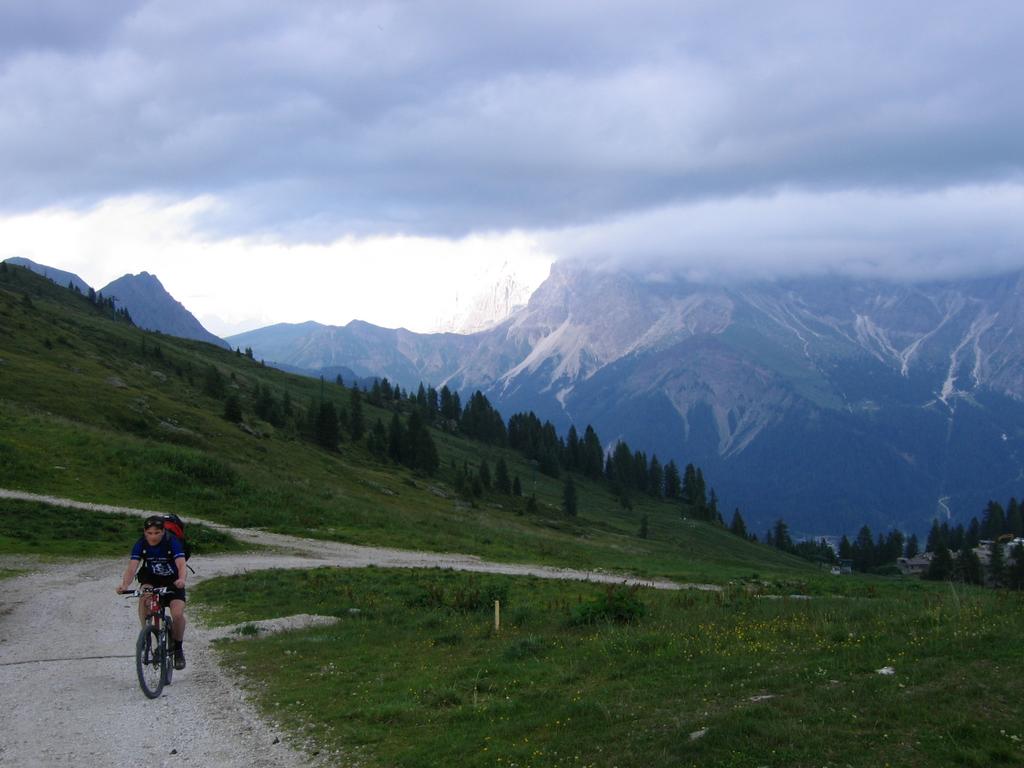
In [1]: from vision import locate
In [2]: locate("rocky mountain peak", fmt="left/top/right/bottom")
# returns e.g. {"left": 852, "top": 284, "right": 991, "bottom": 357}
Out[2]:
{"left": 101, "top": 272, "right": 228, "bottom": 349}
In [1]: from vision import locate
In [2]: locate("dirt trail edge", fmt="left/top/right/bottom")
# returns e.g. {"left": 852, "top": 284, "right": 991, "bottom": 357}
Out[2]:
{"left": 0, "top": 489, "right": 719, "bottom": 767}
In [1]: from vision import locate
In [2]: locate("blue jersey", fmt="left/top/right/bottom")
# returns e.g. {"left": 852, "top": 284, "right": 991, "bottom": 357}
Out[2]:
{"left": 131, "top": 532, "right": 186, "bottom": 579}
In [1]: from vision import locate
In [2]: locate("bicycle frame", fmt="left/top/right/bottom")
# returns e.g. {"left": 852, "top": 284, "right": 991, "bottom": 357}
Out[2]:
{"left": 142, "top": 587, "right": 168, "bottom": 629}
{"left": 125, "top": 586, "right": 175, "bottom": 698}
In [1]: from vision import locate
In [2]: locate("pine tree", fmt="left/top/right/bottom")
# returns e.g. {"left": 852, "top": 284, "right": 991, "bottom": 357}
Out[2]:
{"left": 905, "top": 533, "right": 919, "bottom": 559}
{"left": 882, "top": 530, "right": 904, "bottom": 565}
{"left": 639, "top": 514, "right": 649, "bottom": 539}
{"left": 562, "top": 475, "right": 578, "bottom": 517}
{"left": 925, "top": 545, "right": 954, "bottom": 581}
{"left": 408, "top": 411, "right": 439, "bottom": 474}
{"left": 315, "top": 401, "right": 340, "bottom": 450}
{"left": 981, "top": 500, "right": 1006, "bottom": 539}
{"left": 582, "top": 426, "right": 604, "bottom": 480}
{"left": 663, "top": 460, "right": 681, "bottom": 499}
{"left": 495, "top": 458, "right": 512, "bottom": 495}
{"left": 566, "top": 425, "right": 581, "bottom": 471}
{"left": 988, "top": 539, "right": 1006, "bottom": 587}
{"left": 367, "top": 418, "right": 388, "bottom": 459}
{"left": 1006, "top": 498, "right": 1023, "bottom": 537}
{"left": 681, "top": 464, "right": 696, "bottom": 503}
{"left": 223, "top": 394, "right": 243, "bottom": 423}
{"left": 965, "top": 517, "right": 981, "bottom": 548}
{"left": 838, "top": 535, "right": 852, "bottom": 561}
{"left": 388, "top": 413, "right": 404, "bottom": 463}
{"left": 610, "top": 442, "right": 633, "bottom": 494}
{"left": 478, "top": 459, "right": 492, "bottom": 490}
{"left": 648, "top": 456, "right": 663, "bottom": 498}
{"left": 708, "top": 488, "right": 721, "bottom": 525}
{"left": 772, "top": 519, "right": 794, "bottom": 552}
{"left": 955, "top": 543, "right": 983, "bottom": 585}
{"left": 695, "top": 468, "right": 708, "bottom": 510}
{"left": 203, "top": 364, "right": 226, "bottom": 399}
{"left": 348, "top": 385, "right": 365, "bottom": 440}
{"left": 512, "top": 476, "right": 523, "bottom": 497}
{"left": 729, "top": 509, "right": 747, "bottom": 538}
{"left": 1007, "top": 544, "right": 1024, "bottom": 590}
{"left": 633, "top": 450, "right": 649, "bottom": 494}
{"left": 852, "top": 525, "right": 875, "bottom": 572}
{"left": 681, "top": 464, "right": 708, "bottom": 516}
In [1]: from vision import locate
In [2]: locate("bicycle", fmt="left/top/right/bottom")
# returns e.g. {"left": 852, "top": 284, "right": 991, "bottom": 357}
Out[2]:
{"left": 123, "top": 586, "right": 175, "bottom": 698}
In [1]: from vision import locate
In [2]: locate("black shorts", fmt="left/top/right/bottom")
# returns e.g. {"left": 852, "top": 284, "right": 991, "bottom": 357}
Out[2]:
{"left": 138, "top": 572, "right": 187, "bottom": 603}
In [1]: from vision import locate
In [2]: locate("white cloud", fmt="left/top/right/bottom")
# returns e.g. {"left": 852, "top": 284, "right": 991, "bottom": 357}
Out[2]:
{"left": 0, "top": 196, "right": 553, "bottom": 334}
{"left": 2, "top": 2, "right": 1024, "bottom": 295}
{"left": 545, "top": 183, "right": 1024, "bottom": 282}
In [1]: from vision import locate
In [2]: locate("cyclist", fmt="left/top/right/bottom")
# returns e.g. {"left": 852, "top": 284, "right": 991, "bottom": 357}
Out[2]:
{"left": 116, "top": 515, "right": 188, "bottom": 670}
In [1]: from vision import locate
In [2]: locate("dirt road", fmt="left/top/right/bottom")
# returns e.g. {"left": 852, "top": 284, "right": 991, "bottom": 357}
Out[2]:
{"left": 0, "top": 489, "right": 717, "bottom": 766}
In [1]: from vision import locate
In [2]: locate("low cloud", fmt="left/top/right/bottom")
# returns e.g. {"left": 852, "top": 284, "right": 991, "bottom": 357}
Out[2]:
{"left": 545, "top": 183, "right": 1024, "bottom": 283}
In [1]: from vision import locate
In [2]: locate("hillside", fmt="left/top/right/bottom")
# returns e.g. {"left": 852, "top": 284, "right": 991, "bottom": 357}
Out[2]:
{"left": 0, "top": 261, "right": 805, "bottom": 584}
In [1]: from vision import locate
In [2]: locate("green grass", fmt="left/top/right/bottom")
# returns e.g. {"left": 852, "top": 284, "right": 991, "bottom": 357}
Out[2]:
{"left": 0, "top": 499, "right": 249, "bottom": 558}
{"left": 194, "top": 568, "right": 1024, "bottom": 768}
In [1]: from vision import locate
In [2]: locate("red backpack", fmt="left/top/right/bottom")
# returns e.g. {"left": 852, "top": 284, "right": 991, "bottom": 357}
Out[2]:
{"left": 161, "top": 514, "right": 192, "bottom": 560}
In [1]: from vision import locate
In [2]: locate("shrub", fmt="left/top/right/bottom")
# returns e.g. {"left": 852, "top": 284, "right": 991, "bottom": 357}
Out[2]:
{"left": 570, "top": 584, "right": 647, "bottom": 625}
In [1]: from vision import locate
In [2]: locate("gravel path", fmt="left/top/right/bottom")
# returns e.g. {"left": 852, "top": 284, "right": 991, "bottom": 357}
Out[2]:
{"left": 0, "top": 556, "right": 331, "bottom": 768}
{"left": 0, "top": 489, "right": 719, "bottom": 766}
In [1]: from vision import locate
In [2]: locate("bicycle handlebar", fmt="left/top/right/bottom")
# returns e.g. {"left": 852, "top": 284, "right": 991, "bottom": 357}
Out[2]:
{"left": 121, "top": 587, "right": 174, "bottom": 597}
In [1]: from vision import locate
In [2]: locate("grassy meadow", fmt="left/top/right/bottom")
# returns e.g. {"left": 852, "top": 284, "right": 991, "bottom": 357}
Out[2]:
{"left": 193, "top": 567, "right": 1024, "bottom": 768}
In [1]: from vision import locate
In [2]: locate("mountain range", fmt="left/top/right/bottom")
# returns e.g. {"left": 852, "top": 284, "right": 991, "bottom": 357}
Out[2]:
{"left": 230, "top": 262, "right": 1024, "bottom": 537}
{"left": 4, "top": 258, "right": 227, "bottom": 349}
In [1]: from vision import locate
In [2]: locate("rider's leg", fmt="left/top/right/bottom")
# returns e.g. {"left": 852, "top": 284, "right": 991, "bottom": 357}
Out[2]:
{"left": 137, "top": 585, "right": 152, "bottom": 627}
{"left": 169, "top": 598, "right": 187, "bottom": 642}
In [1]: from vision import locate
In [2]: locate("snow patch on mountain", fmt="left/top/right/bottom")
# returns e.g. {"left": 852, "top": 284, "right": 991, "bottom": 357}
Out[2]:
{"left": 434, "top": 262, "right": 541, "bottom": 334}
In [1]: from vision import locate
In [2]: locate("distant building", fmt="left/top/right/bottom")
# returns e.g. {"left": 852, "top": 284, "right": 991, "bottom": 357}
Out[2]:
{"left": 897, "top": 553, "right": 933, "bottom": 576}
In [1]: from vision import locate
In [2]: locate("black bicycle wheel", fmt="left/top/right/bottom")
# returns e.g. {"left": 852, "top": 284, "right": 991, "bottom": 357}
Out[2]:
{"left": 136, "top": 625, "right": 165, "bottom": 699}
{"left": 162, "top": 617, "right": 174, "bottom": 686}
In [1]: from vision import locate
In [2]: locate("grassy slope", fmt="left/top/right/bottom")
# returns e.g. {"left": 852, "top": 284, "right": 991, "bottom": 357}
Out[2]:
{"left": 0, "top": 263, "right": 807, "bottom": 584}
{"left": 0, "top": 499, "right": 248, "bottom": 558}
{"left": 193, "top": 568, "right": 1024, "bottom": 768}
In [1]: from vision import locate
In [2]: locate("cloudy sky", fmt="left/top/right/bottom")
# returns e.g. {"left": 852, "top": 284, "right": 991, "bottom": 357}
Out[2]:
{"left": 2, "top": 2, "right": 1023, "bottom": 334}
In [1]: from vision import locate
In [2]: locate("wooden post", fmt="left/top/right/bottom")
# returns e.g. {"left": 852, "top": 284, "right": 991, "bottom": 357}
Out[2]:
{"left": 494, "top": 600, "right": 501, "bottom": 633}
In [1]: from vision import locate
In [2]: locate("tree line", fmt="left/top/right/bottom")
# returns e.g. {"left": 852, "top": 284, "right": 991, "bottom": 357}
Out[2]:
{"left": 762, "top": 495, "right": 1024, "bottom": 588}
{"left": 920, "top": 498, "right": 1024, "bottom": 588}
{"left": 269, "top": 376, "right": 737, "bottom": 527}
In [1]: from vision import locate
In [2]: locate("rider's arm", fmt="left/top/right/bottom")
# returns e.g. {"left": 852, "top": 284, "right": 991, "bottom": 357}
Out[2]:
{"left": 117, "top": 559, "right": 139, "bottom": 593}
{"left": 174, "top": 555, "right": 187, "bottom": 589}
{"left": 117, "top": 539, "right": 144, "bottom": 593}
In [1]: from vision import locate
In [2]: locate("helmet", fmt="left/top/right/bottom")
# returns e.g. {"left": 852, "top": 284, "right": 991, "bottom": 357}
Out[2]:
{"left": 143, "top": 515, "right": 165, "bottom": 530}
